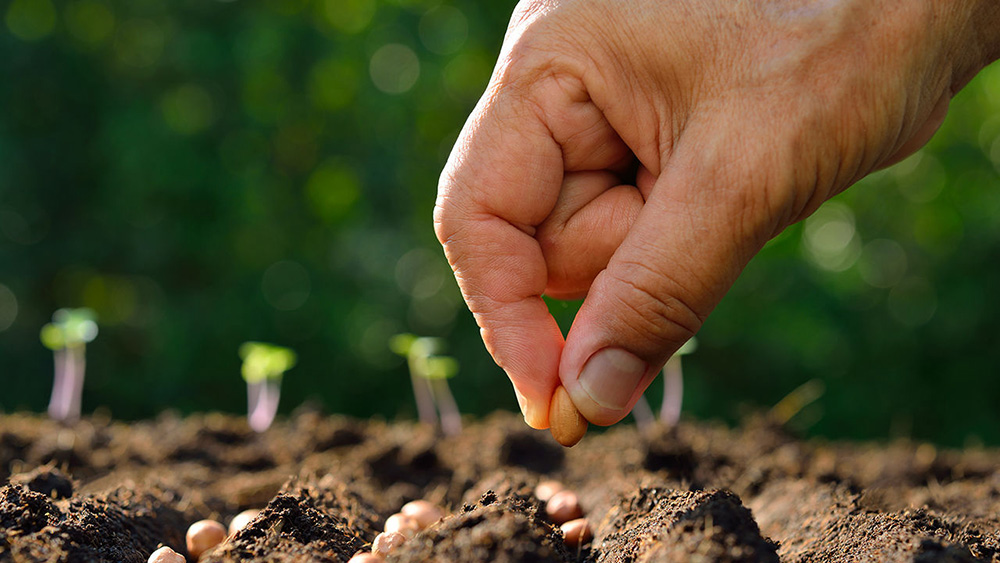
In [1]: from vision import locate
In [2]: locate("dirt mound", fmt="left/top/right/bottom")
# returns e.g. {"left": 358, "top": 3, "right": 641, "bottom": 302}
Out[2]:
{"left": 2, "top": 411, "right": 1000, "bottom": 562}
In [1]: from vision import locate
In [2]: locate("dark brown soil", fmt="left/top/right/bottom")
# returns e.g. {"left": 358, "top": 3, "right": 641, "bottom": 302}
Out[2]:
{"left": 2, "top": 409, "right": 1000, "bottom": 562}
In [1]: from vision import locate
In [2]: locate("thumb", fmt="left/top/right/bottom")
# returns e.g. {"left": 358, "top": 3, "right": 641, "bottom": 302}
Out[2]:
{"left": 559, "top": 130, "right": 779, "bottom": 426}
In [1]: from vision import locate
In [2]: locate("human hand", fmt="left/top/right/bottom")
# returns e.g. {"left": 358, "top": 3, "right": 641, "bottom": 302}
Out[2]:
{"left": 435, "top": 0, "right": 1000, "bottom": 428}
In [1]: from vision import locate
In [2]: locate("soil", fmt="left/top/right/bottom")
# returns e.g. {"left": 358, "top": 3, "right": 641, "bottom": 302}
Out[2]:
{"left": 2, "top": 408, "right": 1000, "bottom": 562}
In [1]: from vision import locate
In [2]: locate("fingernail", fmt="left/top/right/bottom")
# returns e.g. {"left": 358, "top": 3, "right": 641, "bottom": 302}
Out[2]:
{"left": 514, "top": 386, "right": 546, "bottom": 429}
{"left": 578, "top": 348, "right": 647, "bottom": 411}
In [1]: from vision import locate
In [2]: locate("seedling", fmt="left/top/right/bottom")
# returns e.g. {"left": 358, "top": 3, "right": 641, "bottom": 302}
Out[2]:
{"left": 770, "top": 378, "right": 826, "bottom": 427}
{"left": 239, "top": 342, "right": 296, "bottom": 433}
{"left": 631, "top": 337, "right": 698, "bottom": 432}
{"left": 40, "top": 308, "right": 98, "bottom": 423}
{"left": 390, "top": 334, "right": 462, "bottom": 436}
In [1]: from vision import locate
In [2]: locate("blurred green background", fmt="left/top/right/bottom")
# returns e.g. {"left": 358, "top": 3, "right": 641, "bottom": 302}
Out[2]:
{"left": 2, "top": 0, "right": 1000, "bottom": 447}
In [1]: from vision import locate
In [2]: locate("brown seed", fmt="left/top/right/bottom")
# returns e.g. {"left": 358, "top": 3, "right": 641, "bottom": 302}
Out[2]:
{"left": 372, "top": 531, "right": 407, "bottom": 557}
{"left": 561, "top": 518, "right": 593, "bottom": 548}
{"left": 400, "top": 500, "right": 444, "bottom": 530}
{"left": 384, "top": 513, "right": 420, "bottom": 538}
{"left": 548, "top": 386, "right": 588, "bottom": 447}
{"left": 186, "top": 519, "right": 227, "bottom": 559}
{"left": 148, "top": 546, "right": 185, "bottom": 563}
{"left": 348, "top": 553, "right": 385, "bottom": 563}
{"left": 534, "top": 480, "right": 564, "bottom": 502}
{"left": 546, "top": 490, "right": 583, "bottom": 524}
{"left": 228, "top": 509, "right": 261, "bottom": 536}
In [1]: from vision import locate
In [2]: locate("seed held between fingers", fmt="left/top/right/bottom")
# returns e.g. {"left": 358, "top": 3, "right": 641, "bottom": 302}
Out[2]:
{"left": 548, "top": 386, "right": 588, "bottom": 447}
{"left": 186, "top": 519, "right": 227, "bottom": 559}
{"left": 148, "top": 546, "right": 185, "bottom": 563}
{"left": 561, "top": 518, "right": 593, "bottom": 548}
{"left": 372, "top": 531, "right": 407, "bottom": 557}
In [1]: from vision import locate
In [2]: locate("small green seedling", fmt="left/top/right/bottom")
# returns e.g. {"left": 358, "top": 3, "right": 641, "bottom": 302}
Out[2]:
{"left": 390, "top": 334, "right": 461, "bottom": 436}
{"left": 40, "top": 308, "right": 98, "bottom": 423}
{"left": 239, "top": 341, "right": 296, "bottom": 432}
{"left": 631, "top": 337, "right": 697, "bottom": 432}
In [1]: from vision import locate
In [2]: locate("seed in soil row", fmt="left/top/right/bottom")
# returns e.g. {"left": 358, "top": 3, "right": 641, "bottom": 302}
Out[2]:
{"left": 349, "top": 553, "right": 385, "bottom": 563}
{"left": 372, "top": 531, "right": 407, "bottom": 557}
{"left": 384, "top": 513, "right": 420, "bottom": 538}
{"left": 560, "top": 518, "right": 593, "bottom": 548}
{"left": 534, "top": 480, "right": 564, "bottom": 502}
{"left": 548, "top": 386, "right": 588, "bottom": 447}
{"left": 400, "top": 499, "right": 444, "bottom": 529}
{"left": 148, "top": 546, "right": 185, "bottom": 563}
{"left": 228, "top": 508, "right": 261, "bottom": 536}
{"left": 186, "top": 519, "right": 228, "bottom": 558}
{"left": 546, "top": 490, "right": 583, "bottom": 524}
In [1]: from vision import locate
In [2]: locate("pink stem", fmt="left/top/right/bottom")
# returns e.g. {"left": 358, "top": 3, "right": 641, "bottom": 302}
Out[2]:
{"left": 631, "top": 394, "right": 655, "bottom": 432}
{"left": 659, "top": 357, "right": 684, "bottom": 427}
{"left": 248, "top": 379, "right": 281, "bottom": 432}
{"left": 67, "top": 345, "right": 85, "bottom": 422}
{"left": 431, "top": 378, "right": 462, "bottom": 436}
{"left": 47, "top": 348, "right": 69, "bottom": 421}
{"left": 409, "top": 365, "right": 438, "bottom": 428}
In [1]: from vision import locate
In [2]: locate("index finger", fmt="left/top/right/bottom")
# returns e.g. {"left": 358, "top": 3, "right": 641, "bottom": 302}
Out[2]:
{"left": 434, "top": 84, "right": 565, "bottom": 429}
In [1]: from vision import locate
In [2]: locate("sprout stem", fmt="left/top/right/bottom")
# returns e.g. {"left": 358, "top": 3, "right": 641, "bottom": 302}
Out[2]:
{"left": 408, "top": 362, "right": 439, "bottom": 428}
{"left": 67, "top": 345, "right": 86, "bottom": 422}
{"left": 659, "top": 356, "right": 684, "bottom": 428}
{"left": 47, "top": 345, "right": 86, "bottom": 423}
{"left": 630, "top": 394, "right": 655, "bottom": 433}
{"left": 48, "top": 348, "right": 69, "bottom": 421}
{"left": 431, "top": 378, "right": 462, "bottom": 436}
{"left": 247, "top": 378, "right": 281, "bottom": 433}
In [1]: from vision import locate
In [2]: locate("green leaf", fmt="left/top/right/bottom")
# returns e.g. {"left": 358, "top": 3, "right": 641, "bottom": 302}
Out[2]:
{"left": 240, "top": 341, "right": 297, "bottom": 383}
{"left": 422, "top": 356, "right": 458, "bottom": 380}
{"left": 40, "top": 323, "right": 65, "bottom": 350}
{"left": 389, "top": 333, "right": 416, "bottom": 357}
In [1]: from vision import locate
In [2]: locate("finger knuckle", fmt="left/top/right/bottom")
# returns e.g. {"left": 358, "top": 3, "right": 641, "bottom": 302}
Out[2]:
{"left": 603, "top": 260, "right": 705, "bottom": 353}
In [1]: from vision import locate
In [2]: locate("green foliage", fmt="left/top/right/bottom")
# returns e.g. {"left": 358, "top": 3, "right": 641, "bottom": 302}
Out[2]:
{"left": 239, "top": 341, "right": 296, "bottom": 384}
{"left": 391, "top": 333, "right": 458, "bottom": 380}
{"left": 39, "top": 308, "right": 98, "bottom": 350}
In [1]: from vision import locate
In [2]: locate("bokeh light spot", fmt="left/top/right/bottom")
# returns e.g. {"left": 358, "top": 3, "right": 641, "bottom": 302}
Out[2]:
{"left": 319, "top": 0, "right": 376, "bottom": 35}
{"left": 395, "top": 247, "right": 446, "bottom": 299}
{"left": 114, "top": 19, "right": 165, "bottom": 69}
{"left": 442, "top": 51, "right": 491, "bottom": 102}
{"left": 891, "top": 152, "right": 945, "bottom": 203}
{"left": 0, "top": 206, "right": 49, "bottom": 245}
{"left": 161, "top": 84, "right": 215, "bottom": 135}
{"left": 888, "top": 277, "right": 937, "bottom": 328}
{"left": 0, "top": 284, "right": 18, "bottom": 332}
{"left": 64, "top": 0, "right": 114, "bottom": 48}
{"left": 858, "top": 239, "right": 908, "bottom": 289}
{"left": 305, "top": 160, "right": 361, "bottom": 223}
{"left": 308, "top": 58, "right": 359, "bottom": 112}
{"left": 5, "top": 0, "right": 56, "bottom": 41}
{"left": 81, "top": 275, "right": 139, "bottom": 325}
{"left": 370, "top": 43, "right": 420, "bottom": 94}
{"left": 262, "top": 260, "right": 311, "bottom": 311}
{"left": 802, "top": 202, "right": 860, "bottom": 272}
{"left": 242, "top": 68, "right": 291, "bottom": 124}
{"left": 419, "top": 5, "right": 468, "bottom": 55}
